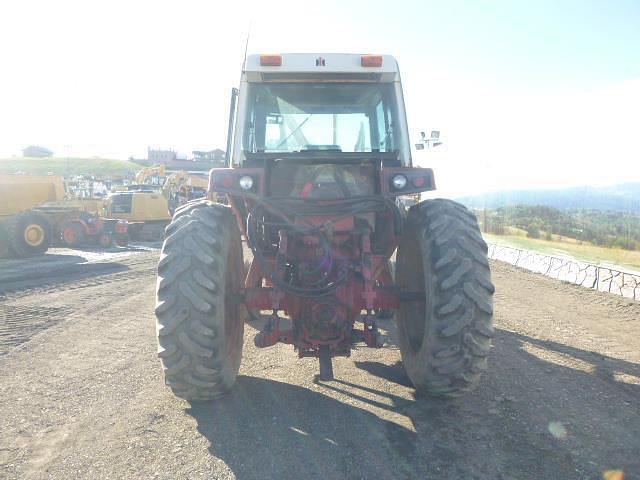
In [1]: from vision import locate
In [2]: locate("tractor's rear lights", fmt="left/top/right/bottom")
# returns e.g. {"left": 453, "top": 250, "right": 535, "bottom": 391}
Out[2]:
{"left": 361, "top": 55, "right": 383, "bottom": 67}
{"left": 260, "top": 54, "right": 282, "bottom": 66}
{"left": 238, "top": 175, "right": 254, "bottom": 190}
{"left": 412, "top": 176, "right": 426, "bottom": 188}
{"left": 391, "top": 174, "right": 408, "bottom": 190}
{"left": 221, "top": 176, "right": 234, "bottom": 188}
{"left": 211, "top": 168, "right": 263, "bottom": 194}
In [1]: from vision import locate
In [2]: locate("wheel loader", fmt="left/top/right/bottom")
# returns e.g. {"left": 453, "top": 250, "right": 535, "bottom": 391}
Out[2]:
{"left": 155, "top": 53, "right": 494, "bottom": 401}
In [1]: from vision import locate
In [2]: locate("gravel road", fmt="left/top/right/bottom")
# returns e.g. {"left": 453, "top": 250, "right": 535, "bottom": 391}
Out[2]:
{"left": 1, "top": 247, "right": 639, "bottom": 479}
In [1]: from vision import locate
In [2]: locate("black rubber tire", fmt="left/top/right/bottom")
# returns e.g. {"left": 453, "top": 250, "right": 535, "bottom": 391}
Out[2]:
{"left": 0, "top": 222, "right": 9, "bottom": 258}
{"left": 395, "top": 199, "right": 494, "bottom": 397}
{"left": 155, "top": 200, "right": 246, "bottom": 401}
{"left": 127, "top": 223, "right": 143, "bottom": 241}
{"left": 115, "top": 234, "right": 129, "bottom": 247}
{"left": 6, "top": 211, "right": 51, "bottom": 258}
{"left": 141, "top": 222, "right": 169, "bottom": 241}
{"left": 99, "top": 233, "right": 113, "bottom": 248}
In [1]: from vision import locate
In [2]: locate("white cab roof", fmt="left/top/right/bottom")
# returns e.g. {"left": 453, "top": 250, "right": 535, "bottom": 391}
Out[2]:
{"left": 243, "top": 53, "right": 400, "bottom": 82}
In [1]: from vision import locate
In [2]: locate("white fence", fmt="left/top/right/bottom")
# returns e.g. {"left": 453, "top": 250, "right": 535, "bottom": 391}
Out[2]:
{"left": 487, "top": 243, "right": 640, "bottom": 301}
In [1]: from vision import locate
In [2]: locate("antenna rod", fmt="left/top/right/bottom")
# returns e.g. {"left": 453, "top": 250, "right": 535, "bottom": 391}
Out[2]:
{"left": 242, "top": 21, "right": 252, "bottom": 69}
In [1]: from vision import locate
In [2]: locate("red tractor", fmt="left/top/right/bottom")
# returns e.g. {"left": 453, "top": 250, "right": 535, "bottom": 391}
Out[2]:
{"left": 62, "top": 213, "right": 129, "bottom": 248}
{"left": 155, "top": 53, "right": 494, "bottom": 401}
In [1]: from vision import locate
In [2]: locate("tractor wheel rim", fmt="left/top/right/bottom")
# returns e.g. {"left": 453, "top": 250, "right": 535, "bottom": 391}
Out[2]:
{"left": 63, "top": 229, "right": 77, "bottom": 244}
{"left": 24, "top": 224, "right": 45, "bottom": 246}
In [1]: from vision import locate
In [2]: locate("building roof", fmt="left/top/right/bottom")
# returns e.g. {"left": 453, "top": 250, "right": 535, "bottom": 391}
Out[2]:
{"left": 22, "top": 145, "right": 53, "bottom": 154}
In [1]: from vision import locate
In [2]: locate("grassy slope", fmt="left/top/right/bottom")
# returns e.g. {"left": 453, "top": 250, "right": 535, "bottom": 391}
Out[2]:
{"left": 0, "top": 157, "right": 139, "bottom": 177}
{"left": 484, "top": 232, "right": 640, "bottom": 271}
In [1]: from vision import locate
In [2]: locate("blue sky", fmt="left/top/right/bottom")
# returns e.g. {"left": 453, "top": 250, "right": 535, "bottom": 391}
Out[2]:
{"left": 1, "top": 0, "right": 638, "bottom": 195}
{"left": 384, "top": 0, "right": 640, "bottom": 89}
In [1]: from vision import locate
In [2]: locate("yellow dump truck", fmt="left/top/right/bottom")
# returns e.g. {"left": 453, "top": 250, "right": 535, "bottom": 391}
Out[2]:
{"left": 0, "top": 174, "right": 66, "bottom": 257}
{"left": 0, "top": 174, "right": 118, "bottom": 258}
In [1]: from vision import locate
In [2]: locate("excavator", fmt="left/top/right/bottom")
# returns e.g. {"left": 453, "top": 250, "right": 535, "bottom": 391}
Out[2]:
{"left": 162, "top": 170, "right": 208, "bottom": 215}
{"left": 135, "top": 164, "right": 167, "bottom": 185}
{"left": 104, "top": 166, "right": 207, "bottom": 240}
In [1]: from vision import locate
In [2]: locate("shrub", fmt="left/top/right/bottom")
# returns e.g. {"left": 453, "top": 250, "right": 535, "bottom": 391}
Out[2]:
{"left": 526, "top": 226, "right": 541, "bottom": 239}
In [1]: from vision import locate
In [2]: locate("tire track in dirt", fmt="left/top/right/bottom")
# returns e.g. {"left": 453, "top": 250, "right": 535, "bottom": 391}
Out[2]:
{"left": 0, "top": 249, "right": 157, "bottom": 354}
{"left": 0, "top": 305, "right": 74, "bottom": 356}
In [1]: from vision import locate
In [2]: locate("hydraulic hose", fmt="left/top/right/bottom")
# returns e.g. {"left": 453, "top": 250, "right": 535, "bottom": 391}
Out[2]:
{"left": 245, "top": 195, "right": 401, "bottom": 298}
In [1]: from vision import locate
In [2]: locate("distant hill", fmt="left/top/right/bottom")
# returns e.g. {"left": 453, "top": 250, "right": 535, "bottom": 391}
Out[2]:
{"left": 0, "top": 157, "right": 139, "bottom": 178}
{"left": 458, "top": 183, "right": 640, "bottom": 214}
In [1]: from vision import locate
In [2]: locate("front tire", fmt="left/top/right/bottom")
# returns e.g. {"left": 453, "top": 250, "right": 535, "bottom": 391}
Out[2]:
{"left": 6, "top": 211, "right": 51, "bottom": 257}
{"left": 396, "top": 199, "right": 494, "bottom": 397}
{"left": 155, "top": 200, "right": 246, "bottom": 401}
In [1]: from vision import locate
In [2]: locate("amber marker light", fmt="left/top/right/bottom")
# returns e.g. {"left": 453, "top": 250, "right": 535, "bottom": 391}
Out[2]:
{"left": 260, "top": 55, "right": 282, "bottom": 66}
{"left": 361, "top": 55, "right": 383, "bottom": 67}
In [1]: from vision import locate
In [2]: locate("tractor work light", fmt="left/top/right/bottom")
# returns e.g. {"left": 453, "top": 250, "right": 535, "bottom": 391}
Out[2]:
{"left": 260, "top": 55, "right": 282, "bottom": 66}
{"left": 361, "top": 55, "right": 383, "bottom": 67}
{"left": 239, "top": 175, "right": 254, "bottom": 190}
{"left": 391, "top": 174, "right": 408, "bottom": 190}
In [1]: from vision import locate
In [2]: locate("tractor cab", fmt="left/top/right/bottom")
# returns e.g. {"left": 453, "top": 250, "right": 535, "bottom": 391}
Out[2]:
{"left": 236, "top": 54, "right": 411, "bottom": 163}
{"left": 217, "top": 54, "right": 428, "bottom": 201}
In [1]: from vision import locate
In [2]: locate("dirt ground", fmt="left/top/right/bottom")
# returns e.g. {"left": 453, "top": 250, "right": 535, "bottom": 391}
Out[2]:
{"left": 1, "top": 245, "right": 639, "bottom": 479}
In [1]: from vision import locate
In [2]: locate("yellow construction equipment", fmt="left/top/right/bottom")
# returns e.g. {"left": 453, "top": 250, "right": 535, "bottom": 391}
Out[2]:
{"left": 0, "top": 174, "right": 127, "bottom": 258}
{"left": 162, "top": 171, "right": 208, "bottom": 214}
{"left": 135, "top": 164, "right": 166, "bottom": 185}
{"left": 100, "top": 165, "right": 169, "bottom": 240}
{"left": 0, "top": 174, "right": 67, "bottom": 215}
{"left": 104, "top": 190, "right": 171, "bottom": 240}
{"left": 102, "top": 169, "right": 208, "bottom": 240}
{"left": 0, "top": 174, "right": 66, "bottom": 257}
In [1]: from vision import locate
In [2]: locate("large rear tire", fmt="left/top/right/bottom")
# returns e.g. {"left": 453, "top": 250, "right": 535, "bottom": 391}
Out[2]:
{"left": 396, "top": 199, "right": 494, "bottom": 397}
{"left": 0, "top": 222, "right": 9, "bottom": 258}
{"left": 6, "top": 211, "right": 51, "bottom": 258}
{"left": 155, "top": 200, "right": 246, "bottom": 401}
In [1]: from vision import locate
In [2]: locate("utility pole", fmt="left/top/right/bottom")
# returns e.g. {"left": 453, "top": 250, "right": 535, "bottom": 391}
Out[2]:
{"left": 414, "top": 130, "right": 442, "bottom": 150}
{"left": 64, "top": 144, "right": 71, "bottom": 178}
{"left": 413, "top": 130, "right": 443, "bottom": 204}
